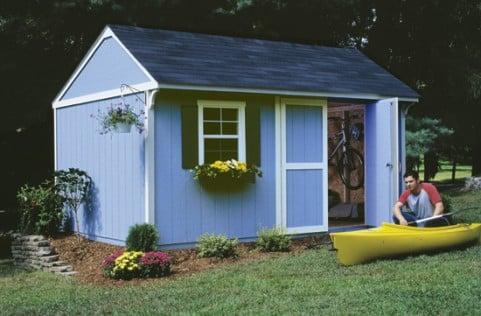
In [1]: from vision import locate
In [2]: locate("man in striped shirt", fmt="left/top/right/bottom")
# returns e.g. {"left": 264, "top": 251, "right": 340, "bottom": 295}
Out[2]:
{"left": 393, "top": 170, "right": 451, "bottom": 227}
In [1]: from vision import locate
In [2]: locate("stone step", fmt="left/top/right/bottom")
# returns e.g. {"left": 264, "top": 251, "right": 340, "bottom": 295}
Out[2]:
{"left": 59, "top": 271, "right": 78, "bottom": 277}
{"left": 42, "top": 260, "right": 67, "bottom": 268}
{"left": 47, "top": 265, "right": 73, "bottom": 273}
{"left": 11, "top": 240, "right": 50, "bottom": 248}
{"left": 39, "top": 255, "right": 60, "bottom": 263}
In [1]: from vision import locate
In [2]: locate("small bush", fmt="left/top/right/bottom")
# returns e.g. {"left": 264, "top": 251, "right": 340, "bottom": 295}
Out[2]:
{"left": 197, "top": 234, "right": 238, "bottom": 259}
{"left": 256, "top": 227, "right": 291, "bottom": 252}
{"left": 17, "top": 181, "right": 64, "bottom": 236}
{"left": 105, "top": 251, "right": 143, "bottom": 280}
{"left": 139, "top": 252, "right": 171, "bottom": 277}
{"left": 442, "top": 195, "right": 452, "bottom": 212}
{"left": 126, "top": 224, "right": 159, "bottom": 252}
{"left": 101, "top": 250, "right": 171, "bottom": 280}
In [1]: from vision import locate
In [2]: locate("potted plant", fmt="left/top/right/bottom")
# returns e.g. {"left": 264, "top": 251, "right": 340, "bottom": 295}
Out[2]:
{"left": 192, "top": 159, "right": 262, "bottom": 191}
{"left": 92, "top": 103, "right": 144, "bottom": 134}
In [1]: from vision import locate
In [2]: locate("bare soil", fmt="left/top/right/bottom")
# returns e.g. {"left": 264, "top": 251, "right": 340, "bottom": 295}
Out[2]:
{"left": 49, "top": 234, "right": 330, "bottom": 286}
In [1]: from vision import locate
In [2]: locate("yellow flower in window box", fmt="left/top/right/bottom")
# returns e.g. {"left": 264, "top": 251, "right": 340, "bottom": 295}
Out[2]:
{"left": 192, "top": 159, "right": 262, "bottom": 191}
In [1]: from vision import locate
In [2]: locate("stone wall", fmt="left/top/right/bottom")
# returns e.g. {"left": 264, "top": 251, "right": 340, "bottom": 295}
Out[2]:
{"left": 11, "top": 234, "right": 76, "bottom": 276}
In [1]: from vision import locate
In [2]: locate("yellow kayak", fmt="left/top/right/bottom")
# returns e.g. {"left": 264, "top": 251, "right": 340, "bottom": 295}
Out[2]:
{"left": 330, "top": 223, "right": 481, "bottom": 266}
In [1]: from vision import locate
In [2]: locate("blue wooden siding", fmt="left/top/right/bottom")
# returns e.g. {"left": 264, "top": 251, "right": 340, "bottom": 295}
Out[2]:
{"left": 56, "top": 93, "right": 145, "bottom": 243}
{"left": 286, "top": 105, "right": 323, "bottom": 163}
{"left": 61, "top": 37, "right": 151, "bottom": 100}
{"left": 154, "top": 96, "right": 276, "bottom": 247}
{"left": 286, "top": 170, "right": 324, "bottom": 227}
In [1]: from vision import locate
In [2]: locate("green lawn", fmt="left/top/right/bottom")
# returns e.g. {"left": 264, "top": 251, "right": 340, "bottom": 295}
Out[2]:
{"left": 1, "top": 189, "right": 480, "bottom": 315}
{"left": 419, "top": 161, "right": 472, "bottom": 182}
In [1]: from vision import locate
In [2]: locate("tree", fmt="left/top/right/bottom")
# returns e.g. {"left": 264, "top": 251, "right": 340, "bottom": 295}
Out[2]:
{"left": 405, "top": 116, "right": 453, "bottom": 180}
{"left": 54, "top": 168, "right": 92, "bottom": 239}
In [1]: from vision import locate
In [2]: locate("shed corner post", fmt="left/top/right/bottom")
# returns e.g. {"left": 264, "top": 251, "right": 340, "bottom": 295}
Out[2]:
{"left": 145, "top": 89, "right": 158, "bottom": 225}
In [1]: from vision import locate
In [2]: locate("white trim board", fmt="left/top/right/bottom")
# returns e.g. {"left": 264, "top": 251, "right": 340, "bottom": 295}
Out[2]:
{"left": 52, "top": 26, "right": 157, "bottom": 106}
{"left": 158, "top": 83, "right": 419, "bottom": 103}
{"left": 145, "top": 89, "right": 158, "bottom": 224}
{"left": 53, "top": 82, "right": 157, "bottom": 108}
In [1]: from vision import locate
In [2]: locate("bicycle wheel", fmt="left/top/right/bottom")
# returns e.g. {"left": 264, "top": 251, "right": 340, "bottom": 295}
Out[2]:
{"left": 337, "top": 148, "right": 364, "bottom": 190}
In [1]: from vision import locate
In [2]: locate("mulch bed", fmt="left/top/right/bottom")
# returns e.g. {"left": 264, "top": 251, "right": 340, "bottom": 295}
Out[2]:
{"left": 49, "top": 234, "right": 330, "bottom": 286}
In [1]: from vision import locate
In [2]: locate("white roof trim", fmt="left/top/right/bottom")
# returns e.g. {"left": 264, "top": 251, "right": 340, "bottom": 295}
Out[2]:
{"left": 53, "top": 82, "right": 157, "bottom": 108}
{"left": 156, "top": 83, "right": 419, "bottom": 102}
{"left": 52, "top": 26, "right": 158, "bottom": 105}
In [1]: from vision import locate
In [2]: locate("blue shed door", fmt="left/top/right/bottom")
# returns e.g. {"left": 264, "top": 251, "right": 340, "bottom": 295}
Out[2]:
{"left": 365, "top": 98, "right": 400, "bottom": 227}
{"left": 280, "top": 98, "right": 328, "bottom": 234}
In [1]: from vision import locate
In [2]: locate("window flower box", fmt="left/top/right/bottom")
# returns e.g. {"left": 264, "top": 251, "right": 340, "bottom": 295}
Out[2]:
{"left": 192, "top": 159, "right": 262, "bottom": 191}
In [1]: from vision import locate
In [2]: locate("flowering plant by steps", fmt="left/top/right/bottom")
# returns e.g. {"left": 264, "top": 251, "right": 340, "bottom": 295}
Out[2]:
{"left": 192, "top": 159, "right": 262, "bottom": 183}
{"left": 102, "top": 250, "right": 171, "bottom": 280}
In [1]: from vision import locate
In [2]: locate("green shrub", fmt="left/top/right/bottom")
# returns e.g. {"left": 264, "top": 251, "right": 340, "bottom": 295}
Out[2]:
{"left": 197, "top": 234, "right": 238, "bottom": 258}
{"left": 17, "top": 181, "right": 64, "bottom": 236}
{"left": 256, "top": 227, "right": 291, "bottom": 252}
{"left": 442, "top": 195, "right": 452, "bottom": 212}
{"left": 126, "top": 224, "right": 159, "bottom": 252}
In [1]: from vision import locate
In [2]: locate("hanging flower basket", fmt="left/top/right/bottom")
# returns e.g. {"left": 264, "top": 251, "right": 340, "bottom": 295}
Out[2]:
{"left": 91, "top": 102, "right": 144, "bottom": 134}
{"left": 114, "top": 122, "right": 133, "bottom": 133}
{"left": 192, "top": 159, "right": 262, "bottom": 191}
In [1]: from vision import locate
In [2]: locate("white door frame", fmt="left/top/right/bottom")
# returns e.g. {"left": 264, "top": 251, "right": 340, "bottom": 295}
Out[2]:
{"left": 275, "top": 97, "right": 328, "bottom": 234}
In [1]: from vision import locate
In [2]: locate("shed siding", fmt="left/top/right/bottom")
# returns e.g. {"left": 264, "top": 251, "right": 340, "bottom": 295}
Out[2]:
{"left": 154, "top": 93, "right": 276, "bottom": 246}
{"left": 61, "top": 37, "right": 151, "bottom": 100}
{"left": 56, "top": 93, "right": 145, "bottom": 243}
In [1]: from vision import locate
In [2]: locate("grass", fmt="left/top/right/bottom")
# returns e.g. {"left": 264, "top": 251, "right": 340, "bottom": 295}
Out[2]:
{"left": 418, "top": 161, "right": 472, "bottom": 182}
{"left": 1, "top": 189, "right": 481, "bottom": 315}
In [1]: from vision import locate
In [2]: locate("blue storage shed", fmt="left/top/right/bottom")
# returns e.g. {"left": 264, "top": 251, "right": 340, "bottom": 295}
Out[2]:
{"left": 53, "top": 25, "right": 419, "bottom": 248}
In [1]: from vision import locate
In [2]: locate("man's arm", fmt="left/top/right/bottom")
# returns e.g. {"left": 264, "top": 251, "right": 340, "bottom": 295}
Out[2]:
{"left": 393, "top": 201, "right": 408, "bottom": 225}
{"left": 433, "top": 201, "right": 444, "bottom": 216}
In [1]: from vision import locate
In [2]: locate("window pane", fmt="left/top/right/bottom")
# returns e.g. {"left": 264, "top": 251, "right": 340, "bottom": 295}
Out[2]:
{"left": 204, "top": 139, "right": 238, "bottom": 163}
{"left": 220, "top": 151, "right": 238, "bottom": 161}
{"left": 220, "top": 139, "right": 237, "bottom": 150}
{"left": 204, "top": 108, "right": 220, "bottom": 120}
{"left": 222, "top": 122, "right": 237, "bottom": 135}
{"left": 222, "top": 108, "right": 238, "bottom": 121}
{"left": 205, "top": 139, "right": 221, "bottom": 151}
{"left": 205, "top": 151, "right": 221, "bottom": 163}
{"left": 204, "top": 122, "right": 220, "bottom": 135}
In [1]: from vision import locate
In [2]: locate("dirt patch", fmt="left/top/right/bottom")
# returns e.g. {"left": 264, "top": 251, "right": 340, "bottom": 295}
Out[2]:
{"left": 49, "top": 234, "right": 330, "bottom": 286}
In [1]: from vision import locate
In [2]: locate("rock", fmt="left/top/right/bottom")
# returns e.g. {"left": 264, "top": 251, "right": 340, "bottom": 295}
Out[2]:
{"left": 464, "top": 177, "right": 481, "bottom": 191}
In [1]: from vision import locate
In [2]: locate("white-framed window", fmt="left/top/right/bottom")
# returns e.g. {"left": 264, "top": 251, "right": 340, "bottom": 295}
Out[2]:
{"left": 198, "top": 100, "right": 246, "bottom": 164}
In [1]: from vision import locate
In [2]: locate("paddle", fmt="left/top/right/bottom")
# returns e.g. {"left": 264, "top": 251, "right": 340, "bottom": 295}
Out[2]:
{"left": 408, "top": 207, "right": 479, "bottom": 225}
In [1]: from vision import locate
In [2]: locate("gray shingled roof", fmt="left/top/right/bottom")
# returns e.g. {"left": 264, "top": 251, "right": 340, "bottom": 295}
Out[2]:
{"left": 109, "top": 25, "right": 419, "bottom": 100}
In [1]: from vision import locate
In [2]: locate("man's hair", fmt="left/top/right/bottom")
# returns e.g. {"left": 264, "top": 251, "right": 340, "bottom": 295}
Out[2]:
{"left": 404, "top": 170, "right": 419, "bottom": 180}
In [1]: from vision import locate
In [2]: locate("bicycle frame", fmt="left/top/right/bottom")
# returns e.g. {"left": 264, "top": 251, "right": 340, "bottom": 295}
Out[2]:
{"left": 328, "top": 130, "right": 347, "bottom": 161}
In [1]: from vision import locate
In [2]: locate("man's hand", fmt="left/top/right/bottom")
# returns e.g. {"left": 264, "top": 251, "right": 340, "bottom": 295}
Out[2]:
{"left": 399, "top": 217, "right": 408, "bottom": 226}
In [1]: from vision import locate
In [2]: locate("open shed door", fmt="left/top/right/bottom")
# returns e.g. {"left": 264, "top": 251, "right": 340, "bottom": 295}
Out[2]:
{"left": 365, "top": 98, "right": 400, "bottom": 226}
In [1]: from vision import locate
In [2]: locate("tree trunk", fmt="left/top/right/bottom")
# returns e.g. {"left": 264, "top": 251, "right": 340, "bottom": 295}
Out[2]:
{"left": 451, "top": 159, "right": 456, "bottom": 183}
{"left": 472, "top": 127, "right": 481, "bottom": 176}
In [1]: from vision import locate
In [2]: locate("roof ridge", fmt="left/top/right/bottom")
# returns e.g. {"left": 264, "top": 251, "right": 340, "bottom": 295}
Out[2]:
{"left": 107, "top": 24, "right": 358, "bottom": 52}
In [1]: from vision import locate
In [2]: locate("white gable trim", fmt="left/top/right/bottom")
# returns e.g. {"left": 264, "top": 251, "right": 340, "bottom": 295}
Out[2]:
{"left": 53, "top": 82, "right": 157, "bottom": 108}
{"left": 52, "top": 26, "right": 157, "bottom": 105}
